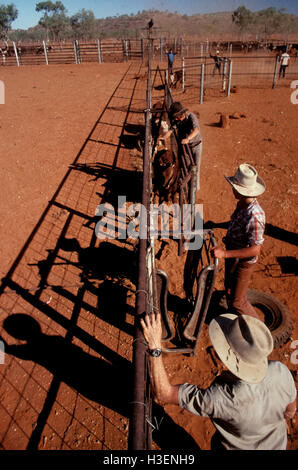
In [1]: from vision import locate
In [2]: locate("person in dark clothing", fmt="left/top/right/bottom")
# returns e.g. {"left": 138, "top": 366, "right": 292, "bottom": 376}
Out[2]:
{"left": 163, "top": 102, "right": 203, "bottom": 190}
{"left": 210, "top": 50, "right": 223, "bottom": 76}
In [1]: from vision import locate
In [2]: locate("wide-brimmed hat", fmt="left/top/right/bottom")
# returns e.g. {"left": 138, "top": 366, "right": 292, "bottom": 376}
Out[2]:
{"left": 209, "top": 314, "right": 274, "bottom": 383}
{"left": 225, "top": 163, "right": 266, "bottom": 197}
{"left": 170, "top": 102, "right": 188, "bottom": 118}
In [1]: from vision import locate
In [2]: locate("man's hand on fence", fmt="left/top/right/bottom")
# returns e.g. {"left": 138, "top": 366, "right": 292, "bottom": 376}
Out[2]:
{"left": 140, "top": 312, "right": 163, "bottom": 350}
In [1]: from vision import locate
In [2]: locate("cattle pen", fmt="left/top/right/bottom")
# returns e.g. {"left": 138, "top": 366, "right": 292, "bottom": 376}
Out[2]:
{"left": 0, "top": 33, "right": 297, "bottom": 453}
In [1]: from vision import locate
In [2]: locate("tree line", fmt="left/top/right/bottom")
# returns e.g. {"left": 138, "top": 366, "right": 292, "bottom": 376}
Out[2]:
{"left": 0, "top": 2, "right": 297, "bottom": 42}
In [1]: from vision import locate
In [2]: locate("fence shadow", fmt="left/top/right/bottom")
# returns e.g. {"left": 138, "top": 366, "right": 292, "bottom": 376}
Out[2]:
{"left": 0, "top": 64, "right": 143, "bottom": 450}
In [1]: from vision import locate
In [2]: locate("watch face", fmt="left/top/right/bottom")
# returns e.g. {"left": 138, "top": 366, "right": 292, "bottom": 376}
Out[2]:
{"left": 149, "top": 348, "right": 162, "bottom": 357}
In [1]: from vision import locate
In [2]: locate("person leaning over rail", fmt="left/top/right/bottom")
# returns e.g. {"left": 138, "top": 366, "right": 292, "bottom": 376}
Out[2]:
{"left": 162, "top": 102, "right": 202, "bottom": 191}
{"left": 140, "top": 311, "right": 296, "bottom": 450}
{"left": 211, "top": 163, "right": 266, "bottom": 319}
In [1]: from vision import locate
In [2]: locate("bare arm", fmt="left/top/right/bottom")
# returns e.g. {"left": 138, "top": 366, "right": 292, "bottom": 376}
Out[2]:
{"left": 140, "top": 312, "right": 179, "bottom": 405}
{"left": 211, "top": 243, "right": 261, "bottom": 260}
{"left": 181, "top": 127, "right": 200, "bottom": 145}
{"left": 284, "top": 399, "right": 296, "bottom": 420}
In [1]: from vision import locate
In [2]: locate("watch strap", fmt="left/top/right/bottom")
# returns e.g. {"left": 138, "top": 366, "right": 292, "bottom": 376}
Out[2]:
{"left": 148, "top": 348, "right": 162, "bottom": 357}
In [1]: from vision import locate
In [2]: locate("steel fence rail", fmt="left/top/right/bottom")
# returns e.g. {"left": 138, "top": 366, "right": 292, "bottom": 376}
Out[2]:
{"left": 128, "top": 47, "right": 153, "bottom": 451}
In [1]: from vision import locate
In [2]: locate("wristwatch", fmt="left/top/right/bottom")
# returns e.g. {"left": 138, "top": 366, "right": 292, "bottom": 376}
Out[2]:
{"left": 148, "top": 348, "right": 162, "bottom": 357}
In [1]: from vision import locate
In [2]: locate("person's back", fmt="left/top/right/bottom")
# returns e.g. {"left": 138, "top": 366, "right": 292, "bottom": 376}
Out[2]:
{"left": 281, "top": 52, "right": 290, "bottom": 65}
{"left": 179, "top": 361, "right": 296, "bottom": 450}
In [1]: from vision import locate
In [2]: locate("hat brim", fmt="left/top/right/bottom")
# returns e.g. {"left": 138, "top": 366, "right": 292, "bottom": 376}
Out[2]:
{"left": 172, "top": 108, "right": 188, "bottom": 117}
{"left": 209, "top": 314, "right": 268, "bottom": 384}
{"left": 225, "top": 175, "right": 266, "bottom": 197}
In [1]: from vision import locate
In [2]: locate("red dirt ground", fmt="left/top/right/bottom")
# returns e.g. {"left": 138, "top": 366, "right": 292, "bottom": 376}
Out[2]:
{"left": 0, "top": 62, "right": 297, "bottom": 453}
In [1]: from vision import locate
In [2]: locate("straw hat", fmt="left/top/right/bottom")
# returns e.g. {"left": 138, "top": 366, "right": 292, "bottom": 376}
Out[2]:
{"left": 170, "top": 102, "right": 188, "bottom": 118}
{"left": 209, "top": 314, "right": 274, "bottom": 384}
{"left": 225, "top": 163, "right": 266, "bottom": 197}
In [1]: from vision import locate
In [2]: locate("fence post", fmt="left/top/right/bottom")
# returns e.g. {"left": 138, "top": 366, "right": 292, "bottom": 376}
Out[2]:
{"left": 200, "top": 43, "right": 203, "bottom": 58}
{"left": 43, "top": 40, "right": 49, "bottom": 65}
{"left": 160, "top": 37, "right": 162, "bottom": 62}
{"left": 76, "top": 40, "right": 81, "bottom": 63}
{"left": 180, "top": 38, "right": 183, "bottom": 59}
{"left": 97, "top": 39, "right": 102, "bottom": 63}
{"left": 272, "top": 55, "right": 279, "bottom": 89}
{"left": 74, "top": 40, "right": 78, "bottom": 64}
{"left": 182, "top": 57, "right": 185, "bottom": 91}
{"left": 0, "top": 340, "right": 4, "bottom": 364}
{"left": 165, "top": 70, "right": 168, "bottom": 102}
{"left": 12, "top": 41, "right": 20, "bottom": 67}
{"left": 190, "top": 167, "right": 197, "bottom": 227}
{"left": 227, "top": 59, "right": 232, "bottom": 97}
{"left": 125, "top": 40, "right": 129, "bottom": 62}
{"left": 222, "top": 58, "right": 227, "bottom": 91}
{"left": 200, "top": 63, "right": 204, "bottom": 104}
{"left": 141, "top": 38, "right": 144, "bottom": 63}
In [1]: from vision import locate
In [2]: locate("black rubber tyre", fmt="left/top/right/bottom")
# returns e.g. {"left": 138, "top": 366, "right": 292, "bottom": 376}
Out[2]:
{"left": 247, "top": 289, "right": 293, "bottom": 348}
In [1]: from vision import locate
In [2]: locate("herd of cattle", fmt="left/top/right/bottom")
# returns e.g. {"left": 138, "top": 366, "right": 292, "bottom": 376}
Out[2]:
{"left": 212, "top": 40, "right": 298, "bottom": 55}
{"left": 0, "top": 41, "right": 53, "bottom": 63}
{"left": 0, "top": 39, "right": 297, "bottom": 64}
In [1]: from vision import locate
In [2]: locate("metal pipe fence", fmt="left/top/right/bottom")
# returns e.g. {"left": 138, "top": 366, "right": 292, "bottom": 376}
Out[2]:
{"left": 129, "top": 50, "right": 154, "bottom": 451}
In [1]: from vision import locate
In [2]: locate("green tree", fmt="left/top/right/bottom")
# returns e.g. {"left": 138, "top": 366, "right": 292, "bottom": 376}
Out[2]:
{"left": 232, "top": 6, "right": 254, "bottom": 34}
{"left": 256, "top": 7, "right": 290, "bottom": 36}
{"left": 0, "top": 3, "right": 18, "bottom": 39}
{"left": 35, "top": 1, "right": 68, "bottom": 40}
{"left": 70, "top": 9, "right": 96, "bottom": 39}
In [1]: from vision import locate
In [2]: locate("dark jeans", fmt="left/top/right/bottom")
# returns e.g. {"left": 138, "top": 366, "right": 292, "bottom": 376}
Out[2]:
{"left": 279, "top": 64, "right": 288, "bottom": 78}
{"left": 225, "top": 258, "right": 259, "bottom": 318}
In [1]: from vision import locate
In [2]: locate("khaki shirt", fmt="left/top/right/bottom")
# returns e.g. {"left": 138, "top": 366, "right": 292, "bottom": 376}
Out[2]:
{"left": 178, "top": 361, "right": 296, "bottom": 450}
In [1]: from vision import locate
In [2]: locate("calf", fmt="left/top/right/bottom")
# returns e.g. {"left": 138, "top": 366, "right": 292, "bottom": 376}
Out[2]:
{"left": 151, "top": 101, "right": 169, "bottom": 149}
{"left": 153, "top": 148, "right": 179, "bottom": 203}
{"left": 169, "top": 69, "right": 183, "bottom": 88}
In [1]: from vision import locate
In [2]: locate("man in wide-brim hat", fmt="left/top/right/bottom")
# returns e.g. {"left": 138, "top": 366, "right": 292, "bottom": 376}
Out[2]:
{"left": 163, "top": 102, "right": 202, "bottom": 190}
{"left": 211, "top": 163, "right": 266, "bottom": 319}
{"left": 140, "top": 311, "right": 296, "bottom": 450}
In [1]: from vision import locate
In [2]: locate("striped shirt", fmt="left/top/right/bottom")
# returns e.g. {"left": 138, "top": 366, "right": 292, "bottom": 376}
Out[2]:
{"left": 223, "top": 198, "right": 265, "bottom": 263}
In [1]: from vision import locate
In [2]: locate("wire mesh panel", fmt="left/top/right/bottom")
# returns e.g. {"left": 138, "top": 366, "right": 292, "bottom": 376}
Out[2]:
{"left": 0, "top": 62, "right": 150, "bottom": 451}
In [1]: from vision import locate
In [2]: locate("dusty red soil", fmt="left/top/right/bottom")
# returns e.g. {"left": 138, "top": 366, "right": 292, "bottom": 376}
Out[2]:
{"left": 0, "top": 61, "right": 297, "bottom": 453}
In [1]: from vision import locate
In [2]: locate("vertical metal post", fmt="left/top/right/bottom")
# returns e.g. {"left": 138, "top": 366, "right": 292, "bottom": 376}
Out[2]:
{"left": 182, "top": 57, "right": 185, "bottom": 91}
{"left": 272, "top": 55, "right": 279, "bottom": 89}
{"left": 76, "top": 40, "right": 81, "bottom": 63}
{"left": 190, "top": 166, "right": 197, "bottom": 226}
{"left": 200, "top": 63, "right": 204, "bottom": 104}
{"left": 179, "top": 183, "right": 184, "bottom": 256}
{"left": 180, "top": 38, "right": 183, "bottom": 59}
{"left": 125, "top": 40, "right": 129, "bottom": 62}
{"left": 200, "top": 43, "right": 203, "bottom": 58}
{"left": 74, "top": 41, "right": 78, "bottom": 64}
{"left": 43, "top": 40, "right": 49, "bottom": 65}
{"left": 97, "top": 39, "right": 102, "bottom": 63}
{"left": 227, "top": 59, "right": 232, "bottom": 97}
{"left": 12, "top": 41, "right": 20, "bottom": 67}
{"left": 141, "top": 38, "right": 144, "bottom": 63}
{"left": 0, "top": 340, "right": 4, "bottom": 365}
{"left": 229, "top": 43, "right": 233, "bottom": 57}
{"left": 160, "top": 37, "right": 162, "bottom": 62}
{"left": 222, "top": 58, "right": 227, "bottom": 91}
